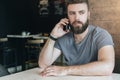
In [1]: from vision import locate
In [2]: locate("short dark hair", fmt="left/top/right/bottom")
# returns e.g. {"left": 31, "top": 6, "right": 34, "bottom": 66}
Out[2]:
{"left": 65, "top": 0, "right": 89, "bottom": 10}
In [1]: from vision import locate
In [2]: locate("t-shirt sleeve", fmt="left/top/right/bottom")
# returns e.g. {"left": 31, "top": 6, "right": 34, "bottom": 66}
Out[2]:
{"left": 54, "top": 39, "right": 62, "bottom": 50}
{"left": 95, "top": 30, "right": 114, "bottom": 50}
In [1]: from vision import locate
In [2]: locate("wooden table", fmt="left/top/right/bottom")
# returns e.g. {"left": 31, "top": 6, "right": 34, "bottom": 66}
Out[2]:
{"left": 7, "top": 35, "right": 48, "bottom": 71}
{"left": 32, "top": 36, "right": 48, "bottom": 39}
{"left": 7, "top": 35, "right": 33, "bottom": 71}
{"left": 0, "top": 67, "right": 120, "bottom": 80}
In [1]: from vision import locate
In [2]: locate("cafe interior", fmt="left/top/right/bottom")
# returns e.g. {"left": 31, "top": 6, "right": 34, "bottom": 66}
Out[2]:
{"left": 0, "top": 0, "right": 120, "bottom": 78}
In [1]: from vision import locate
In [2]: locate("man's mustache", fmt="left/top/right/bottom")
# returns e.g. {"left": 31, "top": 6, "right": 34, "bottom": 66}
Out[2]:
{"left": 72, "top": 21, "right": 83, "bottom": 25}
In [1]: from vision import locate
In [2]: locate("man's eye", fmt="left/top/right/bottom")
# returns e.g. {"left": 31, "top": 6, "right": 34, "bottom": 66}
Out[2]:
{"left": 79, "top": 11, "right": 85, "bottom": 15}
{"left": 69, "top": 12, "right": 75, "bottom": 15}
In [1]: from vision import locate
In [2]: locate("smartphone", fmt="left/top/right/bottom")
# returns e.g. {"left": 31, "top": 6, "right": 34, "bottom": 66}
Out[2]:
{"left": 63, "top": 24, "right": 71, "bottom": 31}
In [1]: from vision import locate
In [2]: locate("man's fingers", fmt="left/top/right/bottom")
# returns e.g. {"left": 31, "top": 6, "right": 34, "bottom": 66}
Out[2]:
{"left": 40, "top": 69, "right": 57, "bottom": 77}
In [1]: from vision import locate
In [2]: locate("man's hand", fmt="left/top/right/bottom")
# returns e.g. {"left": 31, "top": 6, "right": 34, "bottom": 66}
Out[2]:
{"left": 50, "top": 18, "right": 70, "bottom": 38}
{"left": 40, "top": 66, "right": 67, "bottom": 77}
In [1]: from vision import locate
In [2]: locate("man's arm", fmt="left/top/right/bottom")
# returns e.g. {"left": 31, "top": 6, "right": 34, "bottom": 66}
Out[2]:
{"left": 65, "top": 45, "right": 115, "bottom": 76}
{"left": 38, "top": 18, "right": 69, "bottom": 69}
{"left": 38, "top": 38, "right": 61, "bottom": 69}
{"left": 41, "top": 45, "right": 115, "bottom": 76}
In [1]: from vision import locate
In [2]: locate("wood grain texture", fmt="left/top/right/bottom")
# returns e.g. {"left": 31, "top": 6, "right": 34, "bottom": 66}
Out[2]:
{"left": 89, "top": 0, "right": 120, "bottom": 72}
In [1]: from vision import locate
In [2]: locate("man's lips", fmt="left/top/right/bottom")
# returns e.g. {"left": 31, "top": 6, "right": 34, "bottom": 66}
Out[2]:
{"left": 73, "top": 21, "right": 83, "bottom": 25}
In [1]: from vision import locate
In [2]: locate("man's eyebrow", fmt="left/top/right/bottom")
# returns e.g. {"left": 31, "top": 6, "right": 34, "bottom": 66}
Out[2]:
{"left": 79, "top": 10, "right": 85, "bottom": 13}
{"left": 68, "top": 10, "right": 85, "bottom": 13}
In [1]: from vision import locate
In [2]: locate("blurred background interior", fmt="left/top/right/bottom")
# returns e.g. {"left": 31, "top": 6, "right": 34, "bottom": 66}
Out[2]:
{"left": 0, "top": 0, "right": 120, "bottom": 77}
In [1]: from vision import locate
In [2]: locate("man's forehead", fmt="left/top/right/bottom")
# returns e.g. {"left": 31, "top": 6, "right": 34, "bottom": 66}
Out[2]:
{"left": 67, "top": 3, "right": 88, "bottom": 11}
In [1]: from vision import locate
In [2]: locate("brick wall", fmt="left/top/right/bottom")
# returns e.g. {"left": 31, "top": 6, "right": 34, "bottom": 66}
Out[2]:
{"left": 89, "top": 0, "right": 120, "bottom": 73}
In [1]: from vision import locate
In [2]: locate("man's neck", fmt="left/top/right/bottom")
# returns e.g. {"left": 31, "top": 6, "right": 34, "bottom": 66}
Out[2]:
{"left": 74, "top": 28, "right": 89, "bottom": 44}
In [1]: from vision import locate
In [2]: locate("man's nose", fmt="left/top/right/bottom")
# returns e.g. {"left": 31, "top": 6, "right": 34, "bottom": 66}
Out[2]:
{"left": 75, "top": 13, "right": 80, "bottom": 20}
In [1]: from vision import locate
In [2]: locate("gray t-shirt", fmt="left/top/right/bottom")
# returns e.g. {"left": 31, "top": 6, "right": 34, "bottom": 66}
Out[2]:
{"left": 54, "top": 25, "right": 114, "bottom": 65}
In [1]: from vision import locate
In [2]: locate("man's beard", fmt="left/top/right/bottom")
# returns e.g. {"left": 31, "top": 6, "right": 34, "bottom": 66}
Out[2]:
{"left": 70, "top": 20, "right": 89, "bottom": 34}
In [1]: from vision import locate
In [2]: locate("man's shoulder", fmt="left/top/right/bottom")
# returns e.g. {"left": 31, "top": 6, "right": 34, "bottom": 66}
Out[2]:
{"left": 89, "top": 25, "right": 110, "bottom": 35}
{"left": 89, "top": 25, "right": 112, "bottom": 42}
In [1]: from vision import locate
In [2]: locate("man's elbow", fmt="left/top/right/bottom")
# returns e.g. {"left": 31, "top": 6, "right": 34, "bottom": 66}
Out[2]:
{"left": 38, "top": 61, "right": 49, "bottom": 69}
{"left": 102, "top": 65, "right": 114, "bottom": 76}
{"left": 104, "top": 69, "right": 113, "bottom": 76}
{"left": 38, "top": 61, "right": 45, "bottom": 68}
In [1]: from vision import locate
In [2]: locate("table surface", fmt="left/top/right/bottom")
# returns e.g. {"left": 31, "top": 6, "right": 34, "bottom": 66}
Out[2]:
{"left": 7, "top": 35, "right": 33, "bottom": 38}
{"left": 0, "top": 67, "right": 120, "bottom": 80}
{"left": 7, "top": 35, "right": 48, "bottom": 39}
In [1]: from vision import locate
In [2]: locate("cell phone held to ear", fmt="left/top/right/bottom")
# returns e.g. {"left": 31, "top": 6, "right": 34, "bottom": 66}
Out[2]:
{"left": 63, "top": 24, "right": 71, "bottom": 31}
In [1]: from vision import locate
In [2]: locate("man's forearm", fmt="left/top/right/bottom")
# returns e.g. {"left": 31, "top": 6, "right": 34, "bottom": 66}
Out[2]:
{"left": 65, "top": 61, "right": 114, "bottom": 76}
{"left": 38, "top": 38, "right": 55, "bottom": 68}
